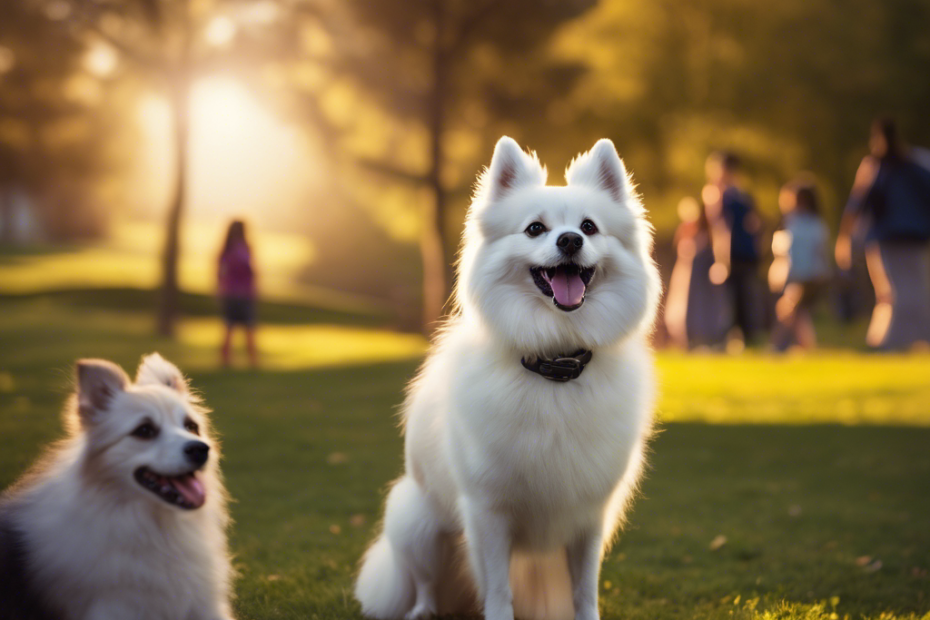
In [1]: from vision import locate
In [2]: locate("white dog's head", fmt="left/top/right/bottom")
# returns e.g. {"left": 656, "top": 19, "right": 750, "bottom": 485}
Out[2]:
{"left": 457, "top": 137, "right": 660, "bottom": 353}
{"left": 73, "top": 354, "right": 219, "bottom": 512}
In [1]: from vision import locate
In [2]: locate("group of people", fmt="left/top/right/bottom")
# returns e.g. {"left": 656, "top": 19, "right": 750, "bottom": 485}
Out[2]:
{"left": 216, "top": 119, "right": 930, "bottom": 363}
{"left": 665, "top": 118, "right": 930, "bottom": 352}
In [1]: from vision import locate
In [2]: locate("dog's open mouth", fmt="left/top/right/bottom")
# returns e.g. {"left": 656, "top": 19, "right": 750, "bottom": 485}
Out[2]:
{"left": 531, "top": 264, "right": 596, "bottom": 311}
{"left": 134, "top": 467, "right": 206, "bottom": 510}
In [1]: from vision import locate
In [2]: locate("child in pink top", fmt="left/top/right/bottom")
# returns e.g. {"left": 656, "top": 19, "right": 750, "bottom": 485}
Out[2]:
{"left": 218, "top": 220, "right": 258, "bottom": 367}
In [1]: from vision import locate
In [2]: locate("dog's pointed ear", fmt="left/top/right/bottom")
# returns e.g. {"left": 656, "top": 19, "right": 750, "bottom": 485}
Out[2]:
{"left": 77, "top": 359, "right": 129, "bottom": 422}
{"left": 136, "top": 353, "right": 188, "bottom": 395}
{"left": 483, "top": 136, "right": 546, "bottom": 202}
{"left": 566, "top": 139, "right": 633, "bottom": 204}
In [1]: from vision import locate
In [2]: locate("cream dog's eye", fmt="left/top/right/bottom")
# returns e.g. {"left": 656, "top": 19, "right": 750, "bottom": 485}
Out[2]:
{"left": 184, "top": 418, "right": 200, "bottom": 436}
{"left": 525, "top": 222, "right": 547, "bottom": 237}
{"left": 581, "top": 220, "right": 598, "bottom": 235}
{"left": 131, "top": 422, "right": 159, "bottom": 440}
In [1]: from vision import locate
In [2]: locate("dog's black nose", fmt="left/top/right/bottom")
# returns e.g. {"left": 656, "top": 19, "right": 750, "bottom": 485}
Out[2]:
{"left": 184, "top": 441, "right": 210, "bottom": 467}
{"left": 557, "top": 232, "right": 584, "bottom": 255}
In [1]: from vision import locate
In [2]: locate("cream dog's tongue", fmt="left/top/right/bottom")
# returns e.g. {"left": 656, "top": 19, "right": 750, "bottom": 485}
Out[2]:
{"left": 171, "top": 474, "right": 206, "bottom": 508}
{"left": 548, "top": 269, "right": 586, "bottom": 307}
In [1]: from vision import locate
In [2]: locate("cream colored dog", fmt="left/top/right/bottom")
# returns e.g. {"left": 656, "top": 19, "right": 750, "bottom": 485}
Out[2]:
{"left": 0, "top": 354, "right": 234, "bottom": 620}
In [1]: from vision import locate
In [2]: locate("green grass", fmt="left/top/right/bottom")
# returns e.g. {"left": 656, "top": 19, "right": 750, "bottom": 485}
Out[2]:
{"left": 0, "top": 293, "right": 928, "bottom": 620}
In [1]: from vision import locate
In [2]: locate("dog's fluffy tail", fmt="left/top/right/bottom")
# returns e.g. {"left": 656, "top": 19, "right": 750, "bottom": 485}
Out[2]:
{"left": 510, "top": 551, "right": 575, "bottom": 620}
{"left": 355, "top": 535, "right": 414, "bottom": 619}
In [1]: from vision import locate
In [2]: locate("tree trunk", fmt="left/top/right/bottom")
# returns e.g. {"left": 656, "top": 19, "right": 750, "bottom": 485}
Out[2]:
{"left": 420, "top": 0, "right": 450, "bottom": 335}
{"left": 156, "top": 46, "right": 191, "bottom": 337}
{"left": 0, "top": 189, "right": 14, "bottom": 243}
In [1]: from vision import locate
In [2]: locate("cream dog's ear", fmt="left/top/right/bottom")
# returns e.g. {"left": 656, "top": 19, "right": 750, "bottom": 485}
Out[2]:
{"left": 76, "top": 359, "right": 129, "bottom": 424}
{"left": 136, "top": 352, "right": 188, "bottom": 394}
{"left": 565, "top": 138, "right": 635, "bottom": 206}
{"left": 481, "top": 136, "right": 547, "bottom": 203}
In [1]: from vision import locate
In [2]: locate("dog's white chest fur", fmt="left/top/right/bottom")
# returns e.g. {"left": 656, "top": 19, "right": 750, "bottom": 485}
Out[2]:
{"left": 441, "top": 336, "right": 652, "bottom": 549}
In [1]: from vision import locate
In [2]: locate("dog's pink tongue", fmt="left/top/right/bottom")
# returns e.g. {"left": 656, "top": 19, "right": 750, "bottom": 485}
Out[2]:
{"left": 550, "top": 269, "right": 586, "bottom": 307}
{"left": 172, "top": 474, "right": 206, "bottom": 508}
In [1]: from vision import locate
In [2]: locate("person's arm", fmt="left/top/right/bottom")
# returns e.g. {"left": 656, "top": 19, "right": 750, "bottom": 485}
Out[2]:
{"left": 834, "top": 212, "right": 857, "bottom": 271}
{"left": 835, "top": 156, "right": 879, "bottom": 270}
{"left": 702, "top": 184, "right": 731, "bottom": 282}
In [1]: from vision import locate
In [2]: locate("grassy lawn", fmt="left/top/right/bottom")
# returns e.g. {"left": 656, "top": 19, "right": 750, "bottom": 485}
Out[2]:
{"left": 0, "top": 289, "right": 928, "bottom": 620}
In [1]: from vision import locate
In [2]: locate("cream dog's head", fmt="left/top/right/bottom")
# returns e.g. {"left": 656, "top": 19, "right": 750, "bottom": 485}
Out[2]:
{"left": 74, "top": 354, "right": 218, "bottom": 511}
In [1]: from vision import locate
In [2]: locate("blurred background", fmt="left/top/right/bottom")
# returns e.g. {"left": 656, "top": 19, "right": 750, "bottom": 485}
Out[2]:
{"left": 2, "top": 0, "right": 928, "bottom": 342}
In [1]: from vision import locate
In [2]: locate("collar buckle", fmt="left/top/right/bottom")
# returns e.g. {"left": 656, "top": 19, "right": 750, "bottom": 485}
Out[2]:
{"left": 522, "top": 349, "right": 593, "bottom": 382}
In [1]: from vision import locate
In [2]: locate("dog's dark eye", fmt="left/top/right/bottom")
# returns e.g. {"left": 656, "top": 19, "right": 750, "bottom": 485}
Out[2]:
{"left": 525, "top": 222, "right": 547, "bottom": 238}
{"left": 184, "top": 418, "right": 200, "bottom": 436}
{"left": 581, "top": 220, "right": 598, "bottom": 235}
{"left": 131, "top": 422, "right": 159, "bottom": 440}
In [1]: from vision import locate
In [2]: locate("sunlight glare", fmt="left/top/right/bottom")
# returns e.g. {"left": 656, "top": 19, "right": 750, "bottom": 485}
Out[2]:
{"left": 205, "top": 16, "right": 236, "bottom": 47}
{"left": 84, "top": 41, "right": 118, "bottom": 77}
{"left": 134, "top": 76, "right": 320, "bottom": 229}
{"left": 188, "top": 76, "right": 315, "bottom": 224}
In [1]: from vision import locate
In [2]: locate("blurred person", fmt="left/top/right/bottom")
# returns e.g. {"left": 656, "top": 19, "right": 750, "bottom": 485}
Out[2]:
{"left": 702, "top": 151, "right": 764, "bottom": 345}
{"left": 835, "top": 118, "right": 930, "bottom": 350}
{"left": 218, "top": 220, "right": 258, "bottom": 367}
{"left": 665, "top": 197, "right": 731, "bottom": 349}
{"left": 769, "top": 181, "right": 831, "bottom": 350}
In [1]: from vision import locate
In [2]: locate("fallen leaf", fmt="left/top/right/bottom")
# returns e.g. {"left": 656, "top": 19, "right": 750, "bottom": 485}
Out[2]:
{"left": 709, "top": 535, "right": 727, "bottom": 551}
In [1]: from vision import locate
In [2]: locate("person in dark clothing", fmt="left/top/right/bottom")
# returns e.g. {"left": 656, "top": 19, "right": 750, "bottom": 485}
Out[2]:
{"left": 702, "top": 151, "right": 764, "bottom": 345}
{"left": 835, "top": 118, "right": 930, "bottom": 349}
{"left": 664, "top": 197, "right": 731, "bottom": 349}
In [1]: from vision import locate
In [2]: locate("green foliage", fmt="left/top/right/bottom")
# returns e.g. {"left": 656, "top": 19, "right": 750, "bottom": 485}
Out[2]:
{"left": 0, "top": 1, "right": 122, "bottom": 239}
{"left": 554, "top": 0, "right": 930, "bottom": 231}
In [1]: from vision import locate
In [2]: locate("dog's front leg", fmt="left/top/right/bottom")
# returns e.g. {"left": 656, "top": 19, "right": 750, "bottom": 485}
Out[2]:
{"left": 463, "top": 500, "right": 513, "bottom": 620}
{"left": 567, "top": 527, "right": 604, "bottom": 620}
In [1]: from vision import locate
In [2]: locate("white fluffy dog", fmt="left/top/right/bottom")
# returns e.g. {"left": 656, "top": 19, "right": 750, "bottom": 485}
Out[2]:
{"left": 0, "top": 354, "right": 234, "bottom": 620}
{"left": 355, "top": 137, "right": 661, "bottom": 620}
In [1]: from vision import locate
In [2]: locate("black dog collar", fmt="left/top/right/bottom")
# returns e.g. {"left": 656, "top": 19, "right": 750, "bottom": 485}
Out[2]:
{"left": 521, "top": 349, "right": 593, "bottom": 382}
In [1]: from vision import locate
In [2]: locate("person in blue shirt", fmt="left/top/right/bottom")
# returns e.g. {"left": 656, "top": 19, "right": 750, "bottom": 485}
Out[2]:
{"left": 702, "top": 151, "right": 763, "bottom": 345}
{"left": 835, "top": 118, "right": 930, "bottom": 350}
{"left": 769, "top": 180, "right": 831, "bottom": 351}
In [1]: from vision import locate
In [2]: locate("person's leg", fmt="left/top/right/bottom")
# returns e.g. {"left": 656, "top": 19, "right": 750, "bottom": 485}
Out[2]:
{"left": 795, "top": 307, "right": 817, "bottom": 349}
{"left": 772, "top": 283, "right": 801, "bottom": 351}
{"left": 725, "top": 268, "right": 742, "bottom": 342}
{"left": 732, "top": 262, "right": 757, "bottom": 343}
{"left": 246, "top": 328, "right": 258, "bottom": 368}
{"left": 221, "top": 324, "right": 233, "bottom": 367}
{"left": 865, "top": 243, "right": 894, "bottom": 348}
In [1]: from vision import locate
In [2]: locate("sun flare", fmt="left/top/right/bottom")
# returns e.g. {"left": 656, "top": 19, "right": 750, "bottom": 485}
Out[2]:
{"left": 134, "top": 76, "right": 318, "bottom": 227}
